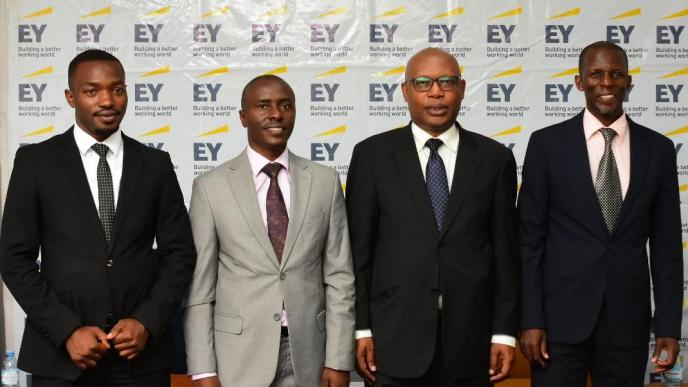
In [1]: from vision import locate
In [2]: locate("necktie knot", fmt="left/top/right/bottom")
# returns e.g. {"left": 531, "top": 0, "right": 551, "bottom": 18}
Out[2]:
{"left": 91, "top": 143, "right": 110, "bottom": 158}
{"left": 426, "top": 138, "right": 443, "bottom": 153}
{"left": 600, "top": 128, "right": 616, "bottom": 145}
{"left": 262, "top": 163, "right": 282, "bottom": 179}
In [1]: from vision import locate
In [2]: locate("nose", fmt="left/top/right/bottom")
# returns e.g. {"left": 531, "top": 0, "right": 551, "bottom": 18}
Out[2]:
{"left": 98, "top": 91, "right": 115, "bottom": 107}
{"left": 600, "top": 72, "right": 614, "bottom": 87}
{"left": 427, "top": 80, "right": 445, "bottom": 98}
{"left": 268, "top": 104, "right": 283, "bottom": 121}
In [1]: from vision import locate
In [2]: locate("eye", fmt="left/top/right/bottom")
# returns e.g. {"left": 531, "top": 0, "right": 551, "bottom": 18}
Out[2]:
{"left": 414, "top": 77, "right": 432, "bottom": 88}
{"left": 588, "top": 71, "right": 601, "bottom": 78}
{"left": 113, "top": 86, "right": 125, "bottom": 95}
{"left": 257, "top": 103, "right": 268, "bottom": 109}
{"left": 612, "top": 71, "right": 626, "bottom": 78}
{"left": 281, "top": 102, "right": 293, "bottom": 110}
{"left": 437, "top": 76, "right": 457, "bottom": 89}
{"left": 84, "top": 88, "right": 97, "bottom": 96}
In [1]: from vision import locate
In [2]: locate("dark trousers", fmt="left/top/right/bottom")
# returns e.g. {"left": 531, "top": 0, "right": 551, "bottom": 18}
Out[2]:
{"left": 32, "top": 352, "right": 169, "bottom": 387}
{"left": 373, "top": 314, "right": 490, "bottom": 387}
{"left": 532, "top": 305, "right": 648, "bottom": 387}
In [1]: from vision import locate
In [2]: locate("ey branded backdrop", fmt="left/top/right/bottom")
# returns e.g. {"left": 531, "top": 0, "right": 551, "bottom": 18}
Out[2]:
{"left": 5, "top": 0, "right": 688, "bottom": 383}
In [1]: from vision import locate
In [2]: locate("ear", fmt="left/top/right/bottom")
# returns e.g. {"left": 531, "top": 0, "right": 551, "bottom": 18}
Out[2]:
{"left": 457, "top": 78, "right": 466, "bottom": 102}
{"left": 65, "top": 89, "right": 76, "bottom": 108}
{"left": 401, "top": 81, "right": 409, "bottom": 103}
{"left": 574, "top": 75, "right": 583, "bottom": 91}
{"left": 239, "top": 109, "right": 247, "bottom": 128}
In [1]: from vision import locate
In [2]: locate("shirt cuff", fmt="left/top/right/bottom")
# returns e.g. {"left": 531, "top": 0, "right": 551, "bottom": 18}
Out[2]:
{"left": 191, "top": 373, "right": 217, "bottom": 380}
{"left": 491, "top": 334, "right": 516, "bottom": 347}
{"left": 355, "top": 329, "right": 373, "bottom": 339}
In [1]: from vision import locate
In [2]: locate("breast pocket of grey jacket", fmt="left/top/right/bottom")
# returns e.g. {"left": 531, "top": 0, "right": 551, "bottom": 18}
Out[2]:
{"left": 214, "top": 312, "right": 243, "bottom": 335}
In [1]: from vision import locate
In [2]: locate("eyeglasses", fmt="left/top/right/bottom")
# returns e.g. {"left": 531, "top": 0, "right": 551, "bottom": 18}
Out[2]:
{"left": 404, "top": 75, "right": 461, "bottom": 92}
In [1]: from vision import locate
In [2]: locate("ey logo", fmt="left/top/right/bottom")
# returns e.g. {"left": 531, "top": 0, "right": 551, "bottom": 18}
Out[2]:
{"left": 428, "top": 8, "right": 463, "bottom": 43}
{"left": 312, "top": 67, "right": 346, "bottom": 102}
{"left": 545, "top": 7, "right": 579, "bottom": 43}
{"left": 76, "top": 6, "right": 111, "bottom": 42}
{"left": 370, "top": 7, "right": 404, "bottom": 43}
{"left": 370, "top": 67, "right": 404, "bottom": 103}
{"left": 195, "top": 5, "right": 230, "bottom": 42}
{"left": 657, "top": 9, "right": 688, "bottom": 44}
{"left": 490, "top": 126, "right": 522, "bottom": 151}
{"left": 19, "top": 66, "right": 52, "bottom": 102}
{"left": 607, "top": 8, "right": 640, "bottom": 44}
{"left": 487, "top": 67, "right": 521, "bottom": 102}
{"left": 18, "top": 6, "right": 52, "bottom": 43}
{"left": 311, "top": 7, "right": 347, "bottom": 43}
{"left": 487, "top": 7, "right": 522, "bottom": 43}
{"left": 194, "top": 125, "right": 230, "bottom": 161}
{"left": 194, "top": 67, "right": 229, "bottom": 102}
{"left": 546, "top": 68, "right": 577, "bottom": 102}
{"left": 252, "top": 5, "right": 288, "bottom": 43}
{"left": 657, "top": 67, "right": 688, "bottom": 103}
{"left": 135, "top": 6, "right": 169, "bottom": 43}
{"left": 135, "top": 66, "right": 170, "bottom": 102}
{"left": 311, "top": 126, "right": 345, "bottom": 161}
{"left": 138, "top": 124, "right": 171, "bottom": 150}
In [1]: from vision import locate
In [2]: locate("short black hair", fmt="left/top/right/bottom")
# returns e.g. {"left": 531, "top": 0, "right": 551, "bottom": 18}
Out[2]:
{"left": 240, "top": 75, "right": 294, "bottom": 109}
{"left": 578, "top": 41, "right": 628, "bottom": 75}
{"left": 68, "top": 49, "right": 124, "bottom": 89}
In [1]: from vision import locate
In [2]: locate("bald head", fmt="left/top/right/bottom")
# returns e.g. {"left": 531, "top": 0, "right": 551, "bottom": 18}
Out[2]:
{"left": 405, "top": 47, "right": 461, "bottom": 81}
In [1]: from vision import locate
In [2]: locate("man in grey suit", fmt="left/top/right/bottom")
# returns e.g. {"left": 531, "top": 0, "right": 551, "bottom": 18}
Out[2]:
{"left": 182, "top": 75, "right": 355, "bottom": 387}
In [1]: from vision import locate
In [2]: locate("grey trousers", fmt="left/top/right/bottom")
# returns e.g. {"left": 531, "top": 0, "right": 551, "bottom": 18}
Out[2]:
{"left": 270, "top": 335, "right": 297, "bottom": 387}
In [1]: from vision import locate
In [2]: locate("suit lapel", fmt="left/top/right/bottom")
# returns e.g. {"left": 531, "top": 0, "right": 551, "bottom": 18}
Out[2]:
{"left": 440, "top": 126, "right": 480, "bottom": 239}
{"left": 225, "top": 151, "right": 280, "bottom": 268}
{"left": 565, "top": 112, "right": 609, "bottom": 238}
{"left": 107, "top": 134, "right": 143, "bottom": 256}
{"left": 392, "top": 125, "right": 439, "bottom": 234}
{"left": 614, "top": 119, "right": 649, "bottom": 234}
{"left": 281, "top": 152, "right": 312, "bottom": 268}
{"left": 55, "top": 127, "right": 108, "bottom": 247}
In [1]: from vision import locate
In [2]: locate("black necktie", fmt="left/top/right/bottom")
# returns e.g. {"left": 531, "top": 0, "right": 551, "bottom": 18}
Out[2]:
{"left": 595, "top": 128, "right": 623, "bottom": 234}
{"left": 425, "top": 139, "right": 449, "bottom": 231}
{"left": 91, "top": 143, "right": 115, "bottom": 243}
{"left": 262, "top": 163, "right": 289, "bottom": 262}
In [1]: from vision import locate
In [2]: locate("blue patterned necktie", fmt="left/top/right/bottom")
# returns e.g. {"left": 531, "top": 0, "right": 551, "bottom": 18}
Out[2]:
{"left": 425, "top": 138, "right": 449, "bottom": 231}
{"left": 91, "top": 143, "right": 115, "bottom": 243}
{"left": 595, "top": 128, "right": 623, "bottom": 234}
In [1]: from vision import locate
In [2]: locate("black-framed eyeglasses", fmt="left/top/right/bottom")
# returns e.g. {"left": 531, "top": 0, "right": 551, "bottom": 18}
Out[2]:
{"left": 404, "top": 75, "right": 461, "bottom": 92}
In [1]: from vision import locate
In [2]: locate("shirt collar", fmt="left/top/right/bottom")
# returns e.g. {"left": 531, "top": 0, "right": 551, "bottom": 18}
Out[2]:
{"left": 73, "top": 122, "right": 123, "bottom": 157}
{"left": 583, "top": 109, "right": 628, "bottom": 142}
{"left": 411, "top": 122, "right": 460, "bottom": 153}
{"left": 246, "top": 146, "right": 290, "bottom": 178}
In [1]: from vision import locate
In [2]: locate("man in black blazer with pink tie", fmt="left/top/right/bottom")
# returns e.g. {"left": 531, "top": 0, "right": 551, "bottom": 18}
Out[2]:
{"left": 0, "top": 49, "right": 195, "bottom": 386}
{"left": 519, "top": 41, "right": 682, "bottom": 386}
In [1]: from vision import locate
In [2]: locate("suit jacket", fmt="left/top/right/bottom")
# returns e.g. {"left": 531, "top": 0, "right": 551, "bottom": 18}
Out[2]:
{"left": 182, "top": 150, "right": 355, "bottom": 387}
{"left": 0, "top": 128, "right": 196, "bottom": 379}
{"left": 346, "top": 123, "right": 520, "bottom": 378}
{"left": 519, "top": 111, "right": 683, "bottom": 347}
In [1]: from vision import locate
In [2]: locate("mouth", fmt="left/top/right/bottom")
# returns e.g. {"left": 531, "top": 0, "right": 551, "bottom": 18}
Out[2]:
{"left": 264, "top": 127, "right": 287, "bottom": 134}
{"left": 95, "top": 110, "right": 120, "bottom": 124}
{"left": 425, "top": 106, "right": 449, "bottom": 116}
{"left": 597, "top": 94, "right": 618, "bottom": 103}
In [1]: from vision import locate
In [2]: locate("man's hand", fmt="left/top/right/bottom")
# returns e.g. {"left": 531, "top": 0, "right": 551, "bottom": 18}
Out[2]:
{"left": 192, "top": 376, "right": 221, "bottom": 387}
{"left": 355, "top": 337, "right": 377, "bottom": 385}
{"left": 489, "top": 343, "right": 514, "bottom": 382}
{"left": 652, "top": 337, "right": 680, "bottom": 373}
{"left": 519, "top": 328, "right": 549, "bottom": 368}
{"left": 65, "top": 326, "right": 110, "bottom": 370}
{"left": 321, "top": 368, "right": 350, "bottom": 387}
{"left": 106, "top": 318, "right": 150, "bottom": 360}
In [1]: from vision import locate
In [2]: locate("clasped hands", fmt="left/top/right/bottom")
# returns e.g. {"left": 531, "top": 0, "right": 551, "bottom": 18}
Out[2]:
{"left": 64, "top": 318, "right": 149, "bottom": 370}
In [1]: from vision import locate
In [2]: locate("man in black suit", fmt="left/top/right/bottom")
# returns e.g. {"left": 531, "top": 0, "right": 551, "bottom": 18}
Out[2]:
{"left": 0, "top": 49, "right": 196, "bottom": 386}
{"left": 346, "top": 47, "right": 520, "bottom": 387}
{"left": 519, "top": 41, "right": 682, "bottom": 386}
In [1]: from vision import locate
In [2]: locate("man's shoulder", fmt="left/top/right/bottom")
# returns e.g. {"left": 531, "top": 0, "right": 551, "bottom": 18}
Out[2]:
{"left": 629, "top": 120, "right": 674, "bottom": 148}
{"left": 461, "top": 128, "right": 513, "bottom": 159}
{"left": 355, "top": 126, "right": 407, "bottom": 151}
{"left": 290, "top": 152, "right": 338, "bottom": 179}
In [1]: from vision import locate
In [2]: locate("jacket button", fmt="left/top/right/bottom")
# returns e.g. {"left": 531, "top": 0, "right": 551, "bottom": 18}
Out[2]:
{"left": 430, "top": 288, "right": 441, "bottom": 295}
{"left": 273, "top": 313, "right": 281, "bottom": 321}
{"left": 106, "top": 259, "right": 113, "bottom": 267}
{"left": 280, "top": 273, "right": 286, "bottom": 280}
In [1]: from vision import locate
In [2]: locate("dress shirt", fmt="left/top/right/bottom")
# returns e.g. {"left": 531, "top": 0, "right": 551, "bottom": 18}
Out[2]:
{"left": 583, "top": 109, "right": 630, "bottom": 199}
{"left": 73, "top": 123, "right": 123, "bottom": 209}
{"left": 355, "top": 123, "right": 516, "bottom": 347}
{"left": 193, "top": 146, "right": 291, "bottom": 381}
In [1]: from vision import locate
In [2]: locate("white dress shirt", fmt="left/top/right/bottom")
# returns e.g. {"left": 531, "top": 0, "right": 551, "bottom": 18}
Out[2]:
{"left": 73, "top": 123, "right": 124, "bottom": 210}
{"left": 583, "top": 109, "right": 630, "bottom": 198}
{"left": 355, "top": 123, "right": 516, "bottom": 347}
